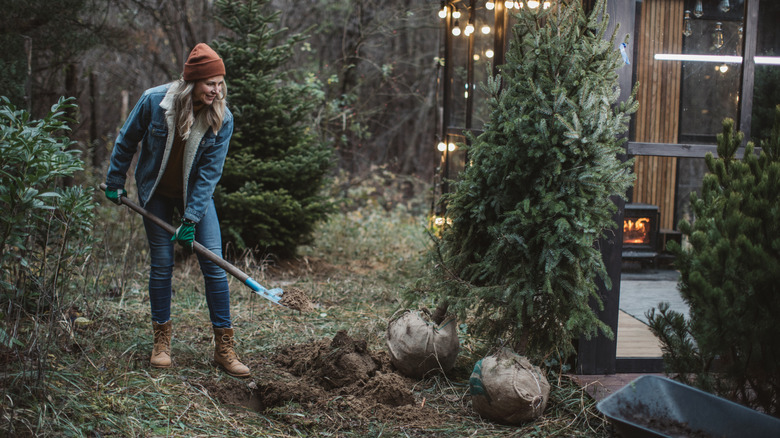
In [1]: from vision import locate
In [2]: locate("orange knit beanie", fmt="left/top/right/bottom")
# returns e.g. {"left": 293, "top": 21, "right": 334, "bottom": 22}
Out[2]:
{"left": 183, "top": 43, "right": 226, "bottom": 81}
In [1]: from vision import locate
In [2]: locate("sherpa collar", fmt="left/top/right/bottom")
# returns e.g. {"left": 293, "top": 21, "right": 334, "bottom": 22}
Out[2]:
{"left": 151, "top": 85, "right": 209, "bottom": 203}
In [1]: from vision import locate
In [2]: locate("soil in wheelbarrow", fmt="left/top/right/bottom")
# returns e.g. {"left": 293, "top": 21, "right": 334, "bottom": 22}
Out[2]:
{"left": 616, "top": 401, "right": 716, "bottom": 438}
{"left": 198, "top": 330, "right": 447, "bottom": 431}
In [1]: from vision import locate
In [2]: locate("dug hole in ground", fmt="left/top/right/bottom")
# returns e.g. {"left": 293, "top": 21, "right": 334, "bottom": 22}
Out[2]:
{"left": 204, "top": 295, "right": 548, "bottom": 429}
{"left": 203, "top": 305, "right": 462, "bottom": 428}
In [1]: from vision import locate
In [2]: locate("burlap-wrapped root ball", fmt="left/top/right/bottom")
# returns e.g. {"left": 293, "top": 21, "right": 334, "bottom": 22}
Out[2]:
{"left": 469, "top": 348, "right": 550, "bottom": 424}
{"left": 386, "top": 309, "right": 460, "bottom": 378}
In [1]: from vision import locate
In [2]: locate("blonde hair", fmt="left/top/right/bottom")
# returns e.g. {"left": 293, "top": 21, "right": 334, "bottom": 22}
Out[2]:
{"left": 166, "top": 78, "right": 227, "bottom": 140}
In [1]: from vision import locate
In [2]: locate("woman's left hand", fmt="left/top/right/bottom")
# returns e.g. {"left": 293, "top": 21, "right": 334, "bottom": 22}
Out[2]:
{"left": 171, "top": 220, "right": 196, "bottom": 249}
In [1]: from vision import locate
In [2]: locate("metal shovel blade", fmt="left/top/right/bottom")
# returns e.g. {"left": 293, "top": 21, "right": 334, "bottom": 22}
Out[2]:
{"left": 245, "top": 277, "right": 284, "bottom": 305}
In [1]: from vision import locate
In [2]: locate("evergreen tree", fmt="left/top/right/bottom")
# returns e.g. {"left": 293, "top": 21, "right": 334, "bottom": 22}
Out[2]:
{"left": 430, "top": 0, "right": 636, "bottom": 361}
{"left": 212, "top": 0, "right": 333, "bottom": 258}
{"left": 648, "top": 110, "right": 780, "bottom": 416}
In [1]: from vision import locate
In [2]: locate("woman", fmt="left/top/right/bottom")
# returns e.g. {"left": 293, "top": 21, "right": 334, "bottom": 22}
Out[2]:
{"left": 104, "top": 43, "right": 249, "bottom": 377}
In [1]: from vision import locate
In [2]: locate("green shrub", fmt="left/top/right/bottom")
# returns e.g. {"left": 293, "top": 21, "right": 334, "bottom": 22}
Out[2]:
{"left": 648, "top": 111, "right": 780, "bottom": 416}
{"left": 0, "top": 95, "right": 95, "bottom": 349}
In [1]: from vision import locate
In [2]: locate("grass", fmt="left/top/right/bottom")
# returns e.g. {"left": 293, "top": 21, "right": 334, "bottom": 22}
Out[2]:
{"left": 0, "top": 173, "right": 613, "bottom": 437}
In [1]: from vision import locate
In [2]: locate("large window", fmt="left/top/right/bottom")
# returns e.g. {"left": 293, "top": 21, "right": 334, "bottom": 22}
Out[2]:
{"left": 436, "top": 1, "right": 521, "bottom": 201}
{"left": 435, "top": 1, "right": 778, "bottom": 228}
{"left": 750, "top": 0, "right": 780, "bottom": 143}
{"left": 630, "top": 0, "right": 779, "bottom": 229}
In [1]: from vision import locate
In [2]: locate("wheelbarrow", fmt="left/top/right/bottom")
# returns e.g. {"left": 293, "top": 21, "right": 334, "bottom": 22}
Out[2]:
{"left": 597, "top": 375, "right": 780, "bottom": 438}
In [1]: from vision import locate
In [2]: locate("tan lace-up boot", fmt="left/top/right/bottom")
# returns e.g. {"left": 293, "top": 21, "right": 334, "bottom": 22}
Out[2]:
{"left": 151, "top": 321, "right": 172, "bottom": 368}
{"left": 213, "top": 327, "right": 250, "bottom": 377}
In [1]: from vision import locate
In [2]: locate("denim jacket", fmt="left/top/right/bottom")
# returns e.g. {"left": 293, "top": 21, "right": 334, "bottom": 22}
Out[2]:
{"left": 105, "top": 83, "right": 233, "bottom": 223}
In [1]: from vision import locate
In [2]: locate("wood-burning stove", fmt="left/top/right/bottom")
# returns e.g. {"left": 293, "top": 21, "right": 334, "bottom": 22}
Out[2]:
{"left": 623, "top": 203, "right": 659, "bottom": 262}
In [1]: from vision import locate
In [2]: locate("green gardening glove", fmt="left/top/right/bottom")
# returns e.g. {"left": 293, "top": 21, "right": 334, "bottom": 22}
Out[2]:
{"left": 104, "top": 187, "right": 127, "bottom": 205}
{"left": 171, "top": 219, "right": 196, "bottom": 249}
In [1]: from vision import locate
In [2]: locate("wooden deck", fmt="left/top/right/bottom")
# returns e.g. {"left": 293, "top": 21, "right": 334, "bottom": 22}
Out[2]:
{"left": 570, "top": 311, "right": 665, "bottom": 402}
{"left": 616, "top": 310, "right": 663, "bottom": 357}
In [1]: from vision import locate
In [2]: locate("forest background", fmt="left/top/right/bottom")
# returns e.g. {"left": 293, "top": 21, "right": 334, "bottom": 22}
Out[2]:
{"left": 2, "top": 0, "right": 442, "bottom": 179}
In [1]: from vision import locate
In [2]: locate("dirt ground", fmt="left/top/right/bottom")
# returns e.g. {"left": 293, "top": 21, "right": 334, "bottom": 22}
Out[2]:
{"left": 196, "top": 256, "right": 453, "bottom": 431}
{"left": 199, "top": 330, "right": 448, "bottom": 431}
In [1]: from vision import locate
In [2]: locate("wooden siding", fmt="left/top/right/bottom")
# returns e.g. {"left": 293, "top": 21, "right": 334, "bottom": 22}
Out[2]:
{"left": 632, "top": 0, "right": 684, "bottom": 230}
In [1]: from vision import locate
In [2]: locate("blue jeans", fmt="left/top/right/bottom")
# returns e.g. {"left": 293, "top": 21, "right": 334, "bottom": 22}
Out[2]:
{"left": 142, "top": 194, "right": 232, "bottom": 328}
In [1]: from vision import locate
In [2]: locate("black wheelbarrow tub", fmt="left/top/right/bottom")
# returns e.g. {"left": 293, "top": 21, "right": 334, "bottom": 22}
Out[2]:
{"left": 596, "top": 375, "right": 780, "bottom": 438}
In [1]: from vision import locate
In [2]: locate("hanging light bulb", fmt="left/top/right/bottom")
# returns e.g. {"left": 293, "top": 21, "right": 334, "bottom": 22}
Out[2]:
{"left": 543, "top": 1, "right": 551, "bottom": 9}
{"left": 505, "top": 1, "right": 514, "bottom": 9}
{"left": 719, "top": 64, "right": 729, "bottom": 73}
{"left": 481, "top": 25, "right": 491, "bottom": 34}
{"left": 437, "top": 142, "right": 447, "bottom": 152}
{"left": 465, "top": 23, "right": 475, "bottom": 35}
{"left": 737, "top": 26, "right": 743, "bottom": 56}
{"left": 683, "top": 10, "right": 693, "bottom": 37}
{"left": 528, "top": 0, "right": 540, "bottom": 8}
{"left": 448, "top": 143, "right": 456, "bottom": 151}
{"left": 452, "top": 22, "right": 462, "bottom": 36}
{"left": 486, "top": 49, "right": 494, "bottom": 58}
{"left": 438, "top": 3, "right": 447, "bottom": 19}
{"left": 452, "top": 9, "right": 461, "bottom": 19}
{"left": 714, "top": 22, "right": 724, "bottom": 49}
{"left": 486, "top": 1, "right": 495, "bottom": 10}
{"left": 719, "top": 0, "right": 730, "bottom": 13}
{"left": 694, "top": 0, "right": 703, "bottom": 18}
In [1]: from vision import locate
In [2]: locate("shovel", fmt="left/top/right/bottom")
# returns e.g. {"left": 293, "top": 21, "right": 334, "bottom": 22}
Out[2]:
{"left": 99, "top": 184, "right": 286, "bottom": 308}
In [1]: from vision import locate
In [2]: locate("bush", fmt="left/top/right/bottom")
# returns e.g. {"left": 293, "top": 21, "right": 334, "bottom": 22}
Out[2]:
{"left": 647, "top": 111, "right": 780, "bottom": 416}
{"left": 0, "top": 95, "right": 95, "bottom": 383}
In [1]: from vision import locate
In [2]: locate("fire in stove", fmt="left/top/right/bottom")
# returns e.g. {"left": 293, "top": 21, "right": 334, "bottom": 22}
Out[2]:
{"left": 624, "top": 217, "right": 651, "bottom": 245}
{"left": 622, "top": 203, "right": 659, "bottom": 252}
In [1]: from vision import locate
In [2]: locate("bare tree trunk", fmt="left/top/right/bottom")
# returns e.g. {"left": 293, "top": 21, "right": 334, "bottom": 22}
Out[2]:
{"left": 63, "top": 63, "right": 79, "bottom": 187}
{"left": 24, "top": 36, "right": 33, "bottom": 112}
{"left": 90, "top": 71, "right": 104, "bottom": 168}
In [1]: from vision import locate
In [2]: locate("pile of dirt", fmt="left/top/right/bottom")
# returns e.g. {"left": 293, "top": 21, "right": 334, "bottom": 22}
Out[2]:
{"left": 278, "top": 287, "right": 313, "bottom": 312}
{"left": 199, "top": 330, "right": 447, "bottom": 431}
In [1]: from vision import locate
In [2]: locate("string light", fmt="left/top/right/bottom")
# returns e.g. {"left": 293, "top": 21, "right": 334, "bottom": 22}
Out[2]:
{"left": 452, "top": 24, "right": 462, "bottom": 36}
{"left": 465, "top": 23, "right": 475, "bottom": 35}
{"left": 452, "top": 9, "right": 461, "bottom": 19}
{"left": 714, "top": 22, "right": 724, "bottom": 49}
{"left": 505, "top": 1, "right": 514, "bottom": 9}
{"left": 486, "top": 49, "right": 494, "bottom": 58}
{"left": 543, "top": 1, "right": 551, "bottom": 9}
{"left": 448, "top": 143, "right": 456, "bottom": 151}
{"left": 433, "top": 216, "right": 452, "bottom": 227}
{"left": 438, "top": 6, "right": 447, "bottom": 19}
{"left": 528, "top": 0, "right": 540, "bottom": 8}
{"left": 437, "top": 142, "right": 447, "bottom": 151}
{"left": 694, "top": 0, "right": 703, "bottom": 18}
{"left": 486, "top": 1, "right": 495, "bottom": 10}
{"left": 481, "top": 25, "right": 491, "bottom": 34}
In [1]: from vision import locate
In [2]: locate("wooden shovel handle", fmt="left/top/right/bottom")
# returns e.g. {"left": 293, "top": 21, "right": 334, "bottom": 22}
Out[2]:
{"left": 99, "top": 183, "right": 250, "bottom": 283}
